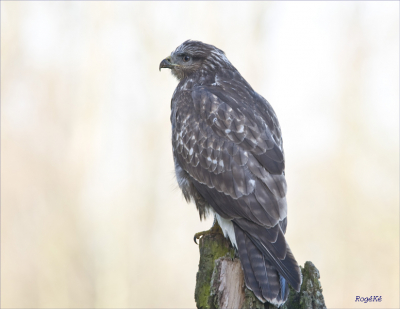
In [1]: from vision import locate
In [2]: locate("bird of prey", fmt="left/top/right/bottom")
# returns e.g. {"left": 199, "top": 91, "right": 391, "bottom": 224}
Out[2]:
{"left": 160, "top": 40, "right": 302, "bottom": 306}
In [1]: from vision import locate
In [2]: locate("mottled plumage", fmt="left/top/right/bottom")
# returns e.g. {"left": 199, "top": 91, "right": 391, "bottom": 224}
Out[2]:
{"left": 160, "top": 40, "right": 302, "bottom": 306}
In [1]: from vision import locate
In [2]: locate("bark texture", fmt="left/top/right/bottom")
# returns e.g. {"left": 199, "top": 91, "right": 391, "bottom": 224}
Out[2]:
{"left": 195, "top": 232, "right": 327, "bottom": 309}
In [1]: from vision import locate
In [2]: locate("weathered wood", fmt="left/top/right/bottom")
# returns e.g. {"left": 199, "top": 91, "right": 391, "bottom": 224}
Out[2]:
{"left": 195, "top": 229, "right": 236, "bottom": 309}
{"left": 280, "top": 261, "right": 326, "bottom": 309}
{"left": 209, "top": 256, "right": 245, "bottom": 308}
{"left": 195, "top": 231, "right": 327, "bottom": 309}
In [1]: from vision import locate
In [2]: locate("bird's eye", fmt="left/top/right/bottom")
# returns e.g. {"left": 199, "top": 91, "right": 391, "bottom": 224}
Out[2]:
{"left": 183, "top": 55, "right": 190, "bottom": 62}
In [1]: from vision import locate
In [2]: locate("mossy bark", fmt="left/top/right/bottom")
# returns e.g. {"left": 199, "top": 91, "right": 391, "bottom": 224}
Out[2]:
{"left": 194, "top": 228, "right": 236, "bottom": 309}
{"left": 195, "top": 230, "right": 326, "bottom": 309}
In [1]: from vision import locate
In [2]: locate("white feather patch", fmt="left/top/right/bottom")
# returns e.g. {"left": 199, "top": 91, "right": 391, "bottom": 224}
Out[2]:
{"left": 215, "top": 214, "right": 237, "bottom": 249}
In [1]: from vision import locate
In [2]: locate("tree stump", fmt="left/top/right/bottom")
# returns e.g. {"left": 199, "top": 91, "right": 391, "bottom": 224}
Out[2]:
{"left": 195, "top": 231, "right": 327, "bottom": 309}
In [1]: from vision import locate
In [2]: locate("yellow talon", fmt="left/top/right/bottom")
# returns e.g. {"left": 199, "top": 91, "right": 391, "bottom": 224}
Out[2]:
{"left": 193, "top": 221, "right": 223, "bottom": 244}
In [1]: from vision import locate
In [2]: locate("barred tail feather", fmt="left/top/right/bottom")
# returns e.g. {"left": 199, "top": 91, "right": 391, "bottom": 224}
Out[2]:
{"left": 233, "top": 218, "right": 302, "bottom": 292}
{"left": 235, "top": 223, "right": 265, "bottom": 302}
{"left": 234, "top": 225, "right": 290, "bottom": 306}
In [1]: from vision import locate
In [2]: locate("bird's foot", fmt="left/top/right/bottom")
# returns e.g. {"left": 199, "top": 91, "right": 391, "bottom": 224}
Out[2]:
{"left": 194, "top": 221, "right": 223, "bottom": 244}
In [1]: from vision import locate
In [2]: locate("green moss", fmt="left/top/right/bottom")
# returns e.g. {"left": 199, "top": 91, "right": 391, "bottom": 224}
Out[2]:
{"left": 241, "top": 288, "right": 266, "bottom": 309}
{"left": 281, "top": 262, "right": 326, "bottom": 309}
{"left": 195, "top": 224, "right": 235, "bottom": 309}
{"left": 280, "top": 283, "right": 301, "bottom": 309}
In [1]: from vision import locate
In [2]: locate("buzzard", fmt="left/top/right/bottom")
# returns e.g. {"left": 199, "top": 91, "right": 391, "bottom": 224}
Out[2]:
{"left": 160, "top": 40, "right": 302, "bottom": 306}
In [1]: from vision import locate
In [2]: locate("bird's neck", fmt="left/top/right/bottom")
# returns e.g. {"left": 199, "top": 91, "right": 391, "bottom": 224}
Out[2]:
{"left": 178, "top": 70, "right": 216, "bottom": 90}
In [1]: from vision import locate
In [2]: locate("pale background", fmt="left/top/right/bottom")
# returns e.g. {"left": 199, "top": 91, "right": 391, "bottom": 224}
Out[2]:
{"left": 1, "top": 1, "right": 399, "bottom": 308}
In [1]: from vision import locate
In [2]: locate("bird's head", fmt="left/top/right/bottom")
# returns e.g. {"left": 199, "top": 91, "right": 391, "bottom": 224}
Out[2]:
{"left": 159, "top": 40, "right": 233, "bottom": 80}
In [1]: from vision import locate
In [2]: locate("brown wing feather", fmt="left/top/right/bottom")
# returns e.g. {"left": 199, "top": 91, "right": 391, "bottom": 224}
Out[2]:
{"left": 171, "top": 67, "right": 301, "bottom": 302}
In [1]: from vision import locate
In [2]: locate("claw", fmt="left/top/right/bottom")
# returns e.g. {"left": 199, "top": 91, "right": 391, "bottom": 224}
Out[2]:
{"left": 193, "top": 220, "right": 223, "bottom": 245}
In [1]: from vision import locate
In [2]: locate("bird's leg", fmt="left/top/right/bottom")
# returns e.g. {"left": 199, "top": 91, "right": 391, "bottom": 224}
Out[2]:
{"left": 194, "top": 216, "right": 223, "bottom": 244}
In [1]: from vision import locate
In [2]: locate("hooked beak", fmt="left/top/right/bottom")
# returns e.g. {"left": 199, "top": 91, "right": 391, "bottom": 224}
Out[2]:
{"left": 159, "top": 56, "right": 176, "bottom": 71}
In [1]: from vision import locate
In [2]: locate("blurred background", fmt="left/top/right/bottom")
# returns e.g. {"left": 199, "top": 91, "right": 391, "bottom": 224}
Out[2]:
{"left": 1, "top": 1, "right": 399, "bottom": 308}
